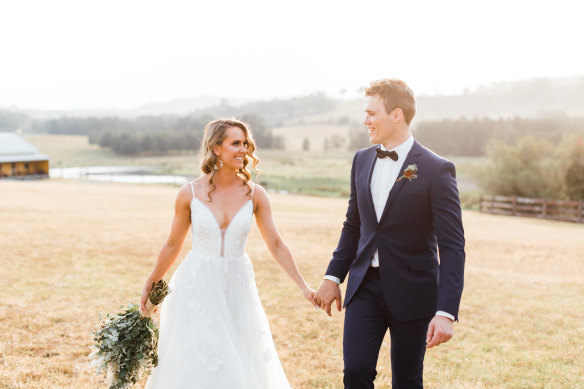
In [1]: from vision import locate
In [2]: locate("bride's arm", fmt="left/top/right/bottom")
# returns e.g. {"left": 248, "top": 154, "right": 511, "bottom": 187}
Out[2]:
{"left": 253, "top": 185, "right": 318, "bottom": 307}
{"left": 140, "top": 184, "right": 192, "bottom": 313}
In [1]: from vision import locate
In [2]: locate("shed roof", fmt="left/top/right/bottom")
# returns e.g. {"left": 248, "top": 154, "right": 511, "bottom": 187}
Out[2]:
{"left": 0, "top": 133, "right": 49, "bottom": 163}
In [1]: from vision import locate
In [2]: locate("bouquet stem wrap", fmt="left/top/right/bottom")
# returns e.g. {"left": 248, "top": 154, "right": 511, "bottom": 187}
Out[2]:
{"left": 140, "top": 298, "right": 157, "bottom": 318}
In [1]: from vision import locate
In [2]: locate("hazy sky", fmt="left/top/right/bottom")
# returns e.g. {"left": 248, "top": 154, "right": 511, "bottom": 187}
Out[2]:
{"left": 1, "top": 0, "right": 582, "bottom": 110}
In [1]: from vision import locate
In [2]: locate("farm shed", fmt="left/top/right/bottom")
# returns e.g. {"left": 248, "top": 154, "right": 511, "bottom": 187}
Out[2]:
{"left": 0, "top": 133, "right": 49, "bottom": 178}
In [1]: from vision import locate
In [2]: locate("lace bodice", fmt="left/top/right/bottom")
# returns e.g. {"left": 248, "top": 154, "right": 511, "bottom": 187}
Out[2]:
{"left": 189, "top": 183, "right": 254, "bottom": 258}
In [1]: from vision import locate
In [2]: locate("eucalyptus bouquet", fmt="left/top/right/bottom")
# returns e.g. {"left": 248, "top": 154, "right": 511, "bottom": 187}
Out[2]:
{"left": 91, "top": 280, "right": 171, "bottom": 389}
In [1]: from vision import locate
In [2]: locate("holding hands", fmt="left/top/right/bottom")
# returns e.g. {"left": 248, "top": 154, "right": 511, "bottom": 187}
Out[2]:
{"left": 302, "top": 286, "right": 320, "bottom": 309}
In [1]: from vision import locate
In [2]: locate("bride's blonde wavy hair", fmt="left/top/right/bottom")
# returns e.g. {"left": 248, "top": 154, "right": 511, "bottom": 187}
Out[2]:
{"left": 200, "top": 118, "right": 261, "bottom": 200}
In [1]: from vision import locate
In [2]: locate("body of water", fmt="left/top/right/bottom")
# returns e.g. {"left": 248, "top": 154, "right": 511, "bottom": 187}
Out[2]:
{"left": 49, "top": 166, "right": 190, "bottom": 185}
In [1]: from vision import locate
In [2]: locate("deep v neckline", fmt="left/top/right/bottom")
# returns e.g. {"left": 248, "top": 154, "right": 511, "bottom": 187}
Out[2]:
{"left": 193, "top": 197, "right": 252, "bottom": 233}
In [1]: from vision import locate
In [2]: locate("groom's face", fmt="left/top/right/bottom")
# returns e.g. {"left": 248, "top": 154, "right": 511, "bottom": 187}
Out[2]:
{"left": 364, "top": 95, "right": 396, "bottom": 146}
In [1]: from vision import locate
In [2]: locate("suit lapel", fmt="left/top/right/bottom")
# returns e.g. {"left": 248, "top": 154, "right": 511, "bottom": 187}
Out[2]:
{"left": 378, "top": 140, "right": 423, "bottom": 225}
{"left": 366, "top": 147, "right": 377, "bottom": 216}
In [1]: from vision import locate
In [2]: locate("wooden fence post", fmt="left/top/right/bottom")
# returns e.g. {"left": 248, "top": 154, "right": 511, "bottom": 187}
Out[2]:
{"left": 479, "top": 195, "right": 583, "bottom": 224}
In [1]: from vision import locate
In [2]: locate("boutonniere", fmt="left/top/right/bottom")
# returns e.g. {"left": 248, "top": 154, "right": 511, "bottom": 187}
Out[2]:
{"left": 396, "top": 164, "right": 418, "bottom": 183}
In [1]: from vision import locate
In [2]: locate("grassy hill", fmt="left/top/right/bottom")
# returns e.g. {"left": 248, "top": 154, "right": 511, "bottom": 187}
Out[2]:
{"left": 0, "top": 180, "right": 582, "bottom": 388}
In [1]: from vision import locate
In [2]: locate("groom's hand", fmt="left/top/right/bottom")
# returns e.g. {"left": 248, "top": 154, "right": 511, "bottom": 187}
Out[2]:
{"left": 313, "top": 279, "right": 342, "bottom": 316}
{"left": 426, "top": 315, "right": 454, "bottom": 348}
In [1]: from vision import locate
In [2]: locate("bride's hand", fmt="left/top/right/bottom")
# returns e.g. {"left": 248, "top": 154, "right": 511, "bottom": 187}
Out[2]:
{"left": 140, "top": 280, "right": 153, "bottom": 314}
{"left": 302, "top": 286, "right": 319, "bottom": 309}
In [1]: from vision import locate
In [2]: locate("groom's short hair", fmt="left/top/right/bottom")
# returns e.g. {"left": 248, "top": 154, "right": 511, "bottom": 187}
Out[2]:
{"left": 365, "top": 79, "right": 416, "bottom": 125}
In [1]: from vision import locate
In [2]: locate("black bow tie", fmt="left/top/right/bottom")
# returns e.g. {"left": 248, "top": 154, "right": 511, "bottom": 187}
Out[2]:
{"left": 376, "top": 147, "right": 398, "bottom": 161}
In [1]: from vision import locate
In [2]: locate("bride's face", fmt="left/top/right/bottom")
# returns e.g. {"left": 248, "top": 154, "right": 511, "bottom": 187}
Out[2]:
{"left": 214, "top": 126, "right": 249, "bottom": 170}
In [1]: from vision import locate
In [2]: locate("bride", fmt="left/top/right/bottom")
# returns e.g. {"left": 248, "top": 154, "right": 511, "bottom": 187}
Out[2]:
{"left": 141, "top": 118, "right": 317, "bottom": 388}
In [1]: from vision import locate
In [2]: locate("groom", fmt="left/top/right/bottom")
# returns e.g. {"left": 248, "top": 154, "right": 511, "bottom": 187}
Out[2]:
{"left": 314, "top": 78, "right": 465, "bottom": 388}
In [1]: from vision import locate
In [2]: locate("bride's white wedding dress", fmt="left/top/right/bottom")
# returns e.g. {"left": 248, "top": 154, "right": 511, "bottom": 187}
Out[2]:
{"left": 144, "top": 182, "right": 291, "bottom": 389}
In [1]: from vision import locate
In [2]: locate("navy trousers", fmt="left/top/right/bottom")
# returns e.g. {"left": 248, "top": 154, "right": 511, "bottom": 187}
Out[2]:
{"left": 343, "top": 267, "right": 432, "bottom": 389}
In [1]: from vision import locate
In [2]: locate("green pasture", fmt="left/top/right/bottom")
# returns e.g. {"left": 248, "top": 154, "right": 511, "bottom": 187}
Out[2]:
{"left": 24, "top": 133, "right": 485, "bottom": 202}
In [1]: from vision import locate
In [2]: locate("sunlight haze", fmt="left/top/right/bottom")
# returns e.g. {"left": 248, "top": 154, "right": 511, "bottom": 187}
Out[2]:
{"left": 1, "top": 0, "right": 582, "bottom": 109}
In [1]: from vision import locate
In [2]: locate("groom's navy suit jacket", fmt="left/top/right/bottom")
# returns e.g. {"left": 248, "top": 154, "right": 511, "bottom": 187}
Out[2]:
{"left": 326, "top": 141, "right": 465, "bottom": 321}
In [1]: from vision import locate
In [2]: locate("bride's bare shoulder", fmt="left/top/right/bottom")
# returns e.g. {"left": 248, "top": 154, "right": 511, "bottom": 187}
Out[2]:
{"left": 176, "top": 176, "right": 207, "bottom": 204}
{"left": 251, "top": 183, "right": 269, "bottom": 205}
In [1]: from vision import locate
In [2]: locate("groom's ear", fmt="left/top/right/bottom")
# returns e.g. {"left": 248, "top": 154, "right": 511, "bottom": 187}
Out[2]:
{"left": 391, "top": 108, "right": 404, "bottom": 123}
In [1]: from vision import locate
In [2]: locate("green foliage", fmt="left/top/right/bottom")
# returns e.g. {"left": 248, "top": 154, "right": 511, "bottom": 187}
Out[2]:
{"left": 480, "top": 135, "right": 584, "bottom": 200}
{"left": 91, "top": 305, "right": 158, "bottom": 389}
{"left": 565, "top": 160, "right": 584, "bottom": 200}
{"left": 558, "top": 135, "right": 584, "bottom": 200}
{"left": 481, "top": 137, "right": 557, "bottom": 198}
{"left": 30, "top": 112, "right": 283, "bottom": 155}
{"left": 91, "top": 280, "right": 171, "bottom": 388}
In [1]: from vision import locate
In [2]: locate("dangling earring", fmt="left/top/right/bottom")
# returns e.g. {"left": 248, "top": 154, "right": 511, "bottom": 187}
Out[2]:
{"left": 214, "top": 157, "right": 223, "bottom": 170}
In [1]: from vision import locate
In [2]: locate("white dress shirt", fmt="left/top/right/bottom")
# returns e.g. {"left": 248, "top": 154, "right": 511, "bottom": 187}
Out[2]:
{"left": 369, "top": 136, "right": 414, "bottom": 266}
{"left": 324, "top": 136, "right": 455, "bottom": 321}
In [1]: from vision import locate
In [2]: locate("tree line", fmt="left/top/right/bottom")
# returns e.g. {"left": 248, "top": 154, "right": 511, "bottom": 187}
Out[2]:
{"left": 344, "top": 115, "right": 584, "bottom": 156}
{"left": 0, "top": 109, "right": 29, "bottom": 131}
{"left": 412, "top": 115, "right": 584, "bottom": 156}
{"left": 17, "top": 113, "right": 282, "bottom": 155}
{"left": 480, "top": 135, "right": 584, "bottom": 201}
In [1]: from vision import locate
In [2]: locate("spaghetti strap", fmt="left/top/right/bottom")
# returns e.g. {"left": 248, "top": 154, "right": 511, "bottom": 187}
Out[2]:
{"left": 189, "top": 181, "right": 195, "bottom": 199}
{"left": 250, "top": 183, "right": 256, "bottom": 199}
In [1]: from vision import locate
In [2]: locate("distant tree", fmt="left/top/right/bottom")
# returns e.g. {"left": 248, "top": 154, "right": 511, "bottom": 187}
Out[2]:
{"left": 413, "top": 116, "right": 584, "bottom": 157}
{"left": 559, "top": 135, "right": 584, "bottom": 200}
{"left": 112, "top": 133, "right": 140, "bottom": 155}
{"left": 98, "top": 130, "right": 115, "bottom": 148}
{"left": 0, "top": 109, "right": 29, "bottom": 130}
{"left": 480, "top": 137, "right": 558, "bottom": 198}
{"left": 154, "top": 135, "right": 170, "bottom": 154}
{"left": 140, "top": 133, "right": 155, "bottom": 152}
{"left": 565, "top": 158, "right": 584, "bottom": 200}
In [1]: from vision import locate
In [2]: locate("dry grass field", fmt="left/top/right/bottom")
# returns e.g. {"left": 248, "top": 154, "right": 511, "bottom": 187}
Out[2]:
{"left": 1, "top": 180, "right": 583, "bottom": 388}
